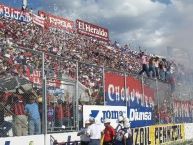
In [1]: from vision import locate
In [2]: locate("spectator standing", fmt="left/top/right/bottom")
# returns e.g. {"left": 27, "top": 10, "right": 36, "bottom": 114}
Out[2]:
{"left": 103, "top": 119, "right": 115, "bottom": 145}
{"left": 159, "top": 59, "right": 166, "bottom": 81}
{"left": 63, "top": 101, "right": 72, "bottom": 127}
{"left": 115, "top": 116, "right": 124, "bottom": 133}
{"left": 0, "top": 93, "right": 12, "bottom": 137}
{"left": 122, "top": 119, "right": 132, "bottom": 145}
{"left": 11, "top": 93, "right": 27, "bottom": 136}
{"left": 114, "top": 118, "right": 132, "bottom": 145}
{"left": 25, "top": 96, "right": 41, "bottom": 135}
{"left": 47, "top": 102, "right": 54, "bottom": 130}
{"left": 55, "top": 99, "right": 64, "bottom": 129}
{"left": 148, "top": 57, "right": 156, "bottom": 78}
{"left": 138, "top": 52, "right": 149, "bottom": 77}
{"left": 77, "top": 120, "right": 90, "bottom": 145}
{"left": 154, "top": 57, "right": 160, "bottom": 78}
{"left": 87, "top": 117, "right": 103, "bottom": 145}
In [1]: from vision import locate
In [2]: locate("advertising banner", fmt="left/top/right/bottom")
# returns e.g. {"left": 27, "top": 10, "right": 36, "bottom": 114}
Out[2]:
{"left": 127, "top": 77, "right": 155, "bottom": 127}
{"left": 131, "top": 124, "right": 184, "bottom": 145}
{"left": 105, "top": 72, "right": 126, "bottom": 106}
{"left": 174, "top": 100, "right": 193, "bottom": 123}
{"left": 0, "top": 3, "right": 32, "bottom": 22}
{"left": 0, "top": 135, "right": 44, "bottom": 145}
{"left": 83, "top": 105, "right": 127, "bottom": 128}
{"left": 38, "top": 11, "right": 74, "bottom": 32}
{"left": 184, "top": 123, "right": 193, "bottom": 140}
{"left": 76, "top": 19, "right": 109, "bottom": 41}
{"left": 105, "top": 72, "right": 155, "bottom": 127}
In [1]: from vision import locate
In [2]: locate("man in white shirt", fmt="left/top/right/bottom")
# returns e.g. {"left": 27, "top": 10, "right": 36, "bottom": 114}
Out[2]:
{"left": 87, "top": 117, "right": 103, "bottom": 145}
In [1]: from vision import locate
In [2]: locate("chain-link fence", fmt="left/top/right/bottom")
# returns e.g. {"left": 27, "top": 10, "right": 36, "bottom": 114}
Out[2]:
{"left": 0, "top": 44, "right": 193, "bottom": 138}
{"left": 44, "top": 54, "right": 77, "bottom": 132}
{"left": 0, "top": 44, "right": 43, "bottom": 137}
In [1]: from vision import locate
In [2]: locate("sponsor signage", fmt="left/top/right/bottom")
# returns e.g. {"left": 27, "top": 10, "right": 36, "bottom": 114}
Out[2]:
{"left": 131, "top": 124, "right": 184, "bottom": 145}
{"left": 0, "top": 135, "right": 44, "bottom": 145}
{"left": 0, "top": 3, "right": 32, "bottom": 22}
{"left": 174, "top": 100, "right": 193, "bottom": 123}
{"left": 76, "top": 19, "right": 109, "bottom": 41}
{"left": 83, "top": 105, "right": 127, "bottom": 128}
{"left": 105, "top": 72, "right": 155, "bottom": 127}
{"left": 38, "top": 11, "right": 74, "bottom": 32}
{"left": 184, "top": 123, "right": 193, "bottom": 140}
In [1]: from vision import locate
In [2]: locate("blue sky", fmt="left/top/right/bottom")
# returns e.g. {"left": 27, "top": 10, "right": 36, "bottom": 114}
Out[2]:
{"left": 0, "top": 0, "right": 193, "bottom": 63}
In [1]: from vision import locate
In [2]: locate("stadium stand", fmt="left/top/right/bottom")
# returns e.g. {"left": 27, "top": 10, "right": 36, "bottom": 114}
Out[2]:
{"left": 0, "top": 3, "right": 193, "bottom": 137}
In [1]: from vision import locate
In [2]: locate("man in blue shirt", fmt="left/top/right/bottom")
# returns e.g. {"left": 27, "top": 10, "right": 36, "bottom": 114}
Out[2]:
{"left": 25, "top": 96, "right": 41, "bottom": 135}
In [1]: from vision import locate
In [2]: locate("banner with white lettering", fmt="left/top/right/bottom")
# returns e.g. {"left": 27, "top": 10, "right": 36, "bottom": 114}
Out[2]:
{"left": 105, "top": 72, "right": 155, "bottom": 127}
{"left": 76, "top": 19, "right": 109, "bottom": 42}
{"left": 38, "top": 11, "right": 74, "bottom": 32}
{"left": 0, "top": 3, "right": 32, "bottom": 22}
{"left": 83, "top": 105, "right": 127, "bottom": 128}
{"left": 174, "top": 99, "right": 193, "bottom": 123}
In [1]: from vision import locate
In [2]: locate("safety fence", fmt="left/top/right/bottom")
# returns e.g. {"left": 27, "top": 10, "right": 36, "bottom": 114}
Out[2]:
{"left": 0, "top": 44, "right": 193, "bottom": 138}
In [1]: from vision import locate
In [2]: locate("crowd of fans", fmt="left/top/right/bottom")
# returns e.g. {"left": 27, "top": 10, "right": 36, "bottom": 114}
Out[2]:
{"left": 0, "top": 6, "right": 193, "bottom": 137}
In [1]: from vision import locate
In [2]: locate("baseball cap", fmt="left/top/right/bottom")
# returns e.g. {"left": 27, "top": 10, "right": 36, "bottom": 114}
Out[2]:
{"left": 89, "top": 117, "right": 95, "bottom": 122}
{"left": 104, "top": 118, "right": 111, "bottom": 124}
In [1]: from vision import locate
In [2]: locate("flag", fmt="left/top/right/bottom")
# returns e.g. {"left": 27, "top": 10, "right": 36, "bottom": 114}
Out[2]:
{"left": 22, "top": 0, "right": 28, "bottom": 10}
{"left": 32, "top": 13, "right": 45, "bottom": 28}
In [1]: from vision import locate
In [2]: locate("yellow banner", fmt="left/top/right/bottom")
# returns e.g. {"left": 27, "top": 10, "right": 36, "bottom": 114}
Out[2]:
{"left": 132, "top": 124, "right": 185, "bottom": 145}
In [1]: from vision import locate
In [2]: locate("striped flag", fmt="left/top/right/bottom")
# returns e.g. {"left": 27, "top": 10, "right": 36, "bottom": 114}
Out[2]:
{"left": 32, "top": 13, "right": 45, "bottom": 28}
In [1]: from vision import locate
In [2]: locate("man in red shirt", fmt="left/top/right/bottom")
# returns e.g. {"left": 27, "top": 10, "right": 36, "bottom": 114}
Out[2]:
{"left": 11, "top": 93, "right": 27, "bottom": 136}
{"left": 103, "top": 119, "right": 115, "bottom": 145}
{"left": 55, "top": 99, "right": 64, "bottom": 130}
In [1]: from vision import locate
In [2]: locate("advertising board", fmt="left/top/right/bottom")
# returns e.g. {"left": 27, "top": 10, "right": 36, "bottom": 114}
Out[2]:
{"left": 174, "top": 100, "right": 193, "bottom": 123}
{"left": 38, "top": 11, "right": 74, "bottom": 32}
{"left": 131, "top": 124, "right": 184, "bottom": 145}
{"left": 83, "top": 105, "right": 127, "bottom": 128}
{"left": 0, "top": 135, "right": 44, "bottom": 145}
{"left": 76, "top": 19, "right": 109, "bottom": 41}
{"left": 105, "top": 72, "right": 155, "bottom": 127}
{"left": 0, "top": 3, "right": 32, "bottom": 22}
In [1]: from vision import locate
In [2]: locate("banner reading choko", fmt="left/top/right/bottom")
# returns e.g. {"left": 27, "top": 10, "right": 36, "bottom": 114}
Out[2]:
{"left": 105, "top": 72, "right": 155, "bottom": 128}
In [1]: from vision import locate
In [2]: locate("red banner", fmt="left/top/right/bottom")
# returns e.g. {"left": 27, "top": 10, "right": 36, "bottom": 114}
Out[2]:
{"left": 38, "top": 11, "right": 74, "bottom": 32}
{"left": 105, "top": 72, "right": 155, "bottom": 106}
{"left": 76, "top": 19, "right": 109, "bottom": 41}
